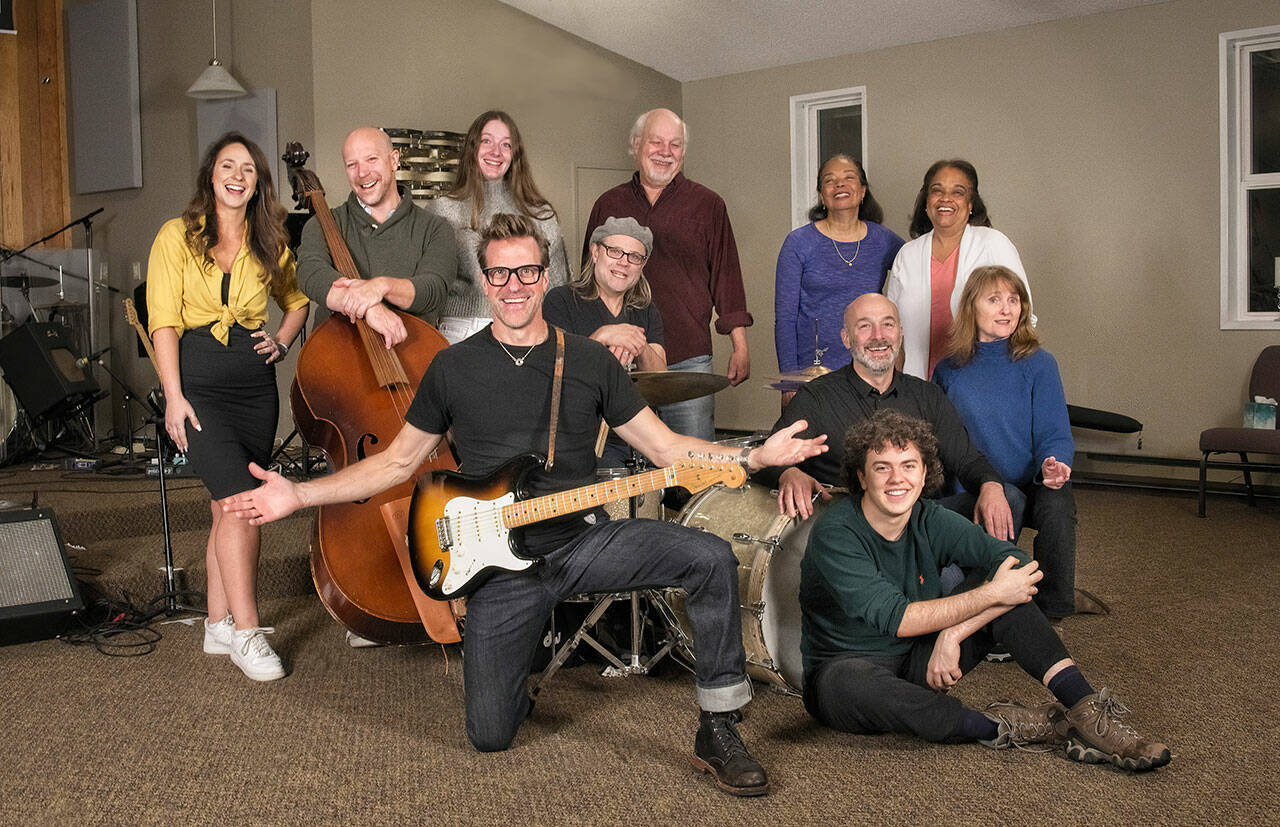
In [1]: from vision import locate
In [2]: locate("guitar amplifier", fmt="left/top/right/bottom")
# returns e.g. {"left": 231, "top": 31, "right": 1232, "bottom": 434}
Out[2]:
{"left": 0, "top": 508, "right": 84, "bottom": 645}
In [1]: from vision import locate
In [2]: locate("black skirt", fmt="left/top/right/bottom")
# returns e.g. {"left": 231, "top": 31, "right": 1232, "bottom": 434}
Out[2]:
{"left": 179, "top": 324, "right": 277, "bottom": 499}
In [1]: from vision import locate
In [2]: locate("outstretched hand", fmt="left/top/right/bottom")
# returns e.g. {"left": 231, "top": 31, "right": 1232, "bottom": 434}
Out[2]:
{"left": 1041, "top": 456, "right": 1071, "bottom": 490}
{"left": 222, "top": 462, "right": 305, "bottom": 525}
{"left": 754, "top": 419, "right": 827, "bottom": 471}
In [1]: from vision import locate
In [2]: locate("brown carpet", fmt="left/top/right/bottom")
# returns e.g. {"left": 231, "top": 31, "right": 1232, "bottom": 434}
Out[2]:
{"left": 0, "top": 476, "right": 1276, "bottom": 825}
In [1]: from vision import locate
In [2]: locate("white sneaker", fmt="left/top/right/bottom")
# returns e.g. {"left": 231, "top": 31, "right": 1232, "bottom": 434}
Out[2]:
{"left": 345, "top": 630, "right": 381, "bottom": 649}
{"left": 203, "top": 614, "right": 235, "bottom": 655}
{"left": 229, "top": 627, "right": 286, "bottom": 681}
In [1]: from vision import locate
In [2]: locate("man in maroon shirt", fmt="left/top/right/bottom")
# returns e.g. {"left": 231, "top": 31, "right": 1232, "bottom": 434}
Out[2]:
{"left": 583, "top": 108, "right": 752, "bottom": 442}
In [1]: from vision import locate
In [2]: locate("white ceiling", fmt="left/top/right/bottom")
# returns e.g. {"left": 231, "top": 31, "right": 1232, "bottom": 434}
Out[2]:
{"left": 499, "top": 0, "right": 1169, "bottom": 82}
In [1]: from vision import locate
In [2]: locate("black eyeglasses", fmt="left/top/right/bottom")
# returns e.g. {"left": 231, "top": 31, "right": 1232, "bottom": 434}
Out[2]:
{"left": 482, "top": 264, "right": 546, "bottom": 286}
{"left": 600, "top": 244, "right": 648, "bottom": 266}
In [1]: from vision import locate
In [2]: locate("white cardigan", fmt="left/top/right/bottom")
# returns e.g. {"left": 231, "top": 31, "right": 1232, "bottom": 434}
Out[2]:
{"left": 884, "top": 224, "right": 1032, "bottom": 379}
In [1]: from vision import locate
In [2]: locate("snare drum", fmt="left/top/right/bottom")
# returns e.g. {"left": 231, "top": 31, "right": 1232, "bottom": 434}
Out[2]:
{"left": 669, "top": 481, "right": 841, "bottom": 693}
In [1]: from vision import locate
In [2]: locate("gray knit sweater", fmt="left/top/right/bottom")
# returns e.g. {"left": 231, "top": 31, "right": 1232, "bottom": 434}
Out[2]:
{"left": 428, "top": 180, "right": 571, "bottom": 319}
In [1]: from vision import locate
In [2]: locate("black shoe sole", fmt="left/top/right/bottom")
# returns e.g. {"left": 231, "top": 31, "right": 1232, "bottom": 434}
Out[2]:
{"left": 690, "top": 755, "right": 771, "bottom": 797}
{"left": 1064, "top": 738, "right": 1171, "bottom": 771}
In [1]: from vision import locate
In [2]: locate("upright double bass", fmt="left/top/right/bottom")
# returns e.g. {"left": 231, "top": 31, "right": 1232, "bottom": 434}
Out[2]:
{"left": 283, "top": 143, "right": 458, "bottom": 644}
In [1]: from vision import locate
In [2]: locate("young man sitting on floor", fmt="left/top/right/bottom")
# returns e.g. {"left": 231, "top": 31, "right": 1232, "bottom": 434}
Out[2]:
{"left": 799, "top": 408, "right": 1170, "bottom": 771}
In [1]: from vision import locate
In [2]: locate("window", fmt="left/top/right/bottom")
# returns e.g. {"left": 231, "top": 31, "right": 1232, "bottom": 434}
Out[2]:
{"left": 790, "top": 86, "right": 866, "bottom": 231}
{"left": 1220, "top": 26, "right": 1280, "bottom": 328}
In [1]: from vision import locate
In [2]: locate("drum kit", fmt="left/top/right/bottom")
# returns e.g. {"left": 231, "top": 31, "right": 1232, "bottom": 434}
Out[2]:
{"left": 534, "top": 368, "right": 843, "bottom": 698}
{"left": 385, "top": 127, "right": 465, "bottom": 204}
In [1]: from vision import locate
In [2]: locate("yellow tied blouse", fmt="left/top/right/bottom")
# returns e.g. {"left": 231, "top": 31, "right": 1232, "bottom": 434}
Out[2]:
{"left": 146, "top": 218, "right": 309, "bottom": 345}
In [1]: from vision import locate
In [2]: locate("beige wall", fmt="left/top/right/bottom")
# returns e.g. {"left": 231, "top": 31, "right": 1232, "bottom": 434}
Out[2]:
{"left": 67, "top": 0, "right": 315, "bottom": 439}
{"left": 683, "top": 0, "right": 1277, "bottom": 481}
{"left": 308, "top": 0, "right": 682, "bottom": 257}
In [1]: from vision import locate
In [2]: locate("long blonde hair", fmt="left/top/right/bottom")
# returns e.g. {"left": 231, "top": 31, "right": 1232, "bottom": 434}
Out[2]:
{"left": 945, "top": 265, "right": 1038, "bottom": 366}
{"left": 568, "top": 243, "right": 653, "bottom": 311}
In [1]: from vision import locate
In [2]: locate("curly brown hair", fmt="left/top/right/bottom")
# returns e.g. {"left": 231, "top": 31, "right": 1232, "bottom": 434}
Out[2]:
{"left": 842, "top": 409, "right": 944, "bottom": 495}
{"left": 180, "top": 132, "right": 291, "bottom": 301}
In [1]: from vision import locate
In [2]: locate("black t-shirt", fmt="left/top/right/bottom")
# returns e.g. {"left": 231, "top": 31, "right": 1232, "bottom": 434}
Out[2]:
{"left": 406, "top": 325, "right": 648, "bottom": 553}
{"left": 542, "top": 285, "right": 665, "bottom": 348}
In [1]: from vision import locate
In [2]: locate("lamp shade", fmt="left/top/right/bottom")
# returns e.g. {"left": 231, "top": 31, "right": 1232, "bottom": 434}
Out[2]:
{"left": 186, "top": 59, "right": 246, "bottom": 99}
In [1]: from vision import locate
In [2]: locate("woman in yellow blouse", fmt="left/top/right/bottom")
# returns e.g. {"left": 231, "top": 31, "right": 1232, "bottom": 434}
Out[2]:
{"left": 147, "top": 132, "right": 309, "bottom": 681}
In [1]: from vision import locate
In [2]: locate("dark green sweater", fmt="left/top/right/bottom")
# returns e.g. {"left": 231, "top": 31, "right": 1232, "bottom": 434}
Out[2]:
{"left": 296, "top": 188, "right": 456, "bottom": 324}
{"left": 800, "top": 497, "right": 1030, "bottom": 669}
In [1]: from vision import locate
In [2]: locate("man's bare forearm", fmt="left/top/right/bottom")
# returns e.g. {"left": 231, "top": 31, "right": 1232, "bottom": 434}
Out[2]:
{"left": 897, "top": 583, "right": 998, "bottom": 638}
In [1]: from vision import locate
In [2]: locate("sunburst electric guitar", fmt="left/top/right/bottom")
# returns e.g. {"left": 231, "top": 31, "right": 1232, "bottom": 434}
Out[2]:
{"left": 406, "top": 453, "right": 746, "bottom": 600}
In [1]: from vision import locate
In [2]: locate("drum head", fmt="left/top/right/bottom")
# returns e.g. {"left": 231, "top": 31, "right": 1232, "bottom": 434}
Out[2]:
{"left": 0, "top": 373, "right": 16, "bottom": 439}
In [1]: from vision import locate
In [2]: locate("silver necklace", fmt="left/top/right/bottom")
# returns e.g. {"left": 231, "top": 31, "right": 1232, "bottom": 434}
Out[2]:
{"left": 497, "top": 339, "right": 537, "bottom": 366}
{"left": 832, "top": 237, "right": 861, "bottom": 266}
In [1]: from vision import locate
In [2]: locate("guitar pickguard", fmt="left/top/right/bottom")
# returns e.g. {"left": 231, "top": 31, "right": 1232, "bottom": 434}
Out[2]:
{"left": 434, "top": 491, "right": 535, "bottom": 596}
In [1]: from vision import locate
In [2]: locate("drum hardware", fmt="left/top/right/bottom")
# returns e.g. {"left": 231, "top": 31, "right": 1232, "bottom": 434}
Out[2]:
{"left": 731, "top": 531, "right": 782, "bottom": 549}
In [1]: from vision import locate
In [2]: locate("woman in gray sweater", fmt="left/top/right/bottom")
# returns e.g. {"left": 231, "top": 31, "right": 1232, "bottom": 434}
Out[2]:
{"left": 429, "top": 110, "right": 570, "bottom": 343}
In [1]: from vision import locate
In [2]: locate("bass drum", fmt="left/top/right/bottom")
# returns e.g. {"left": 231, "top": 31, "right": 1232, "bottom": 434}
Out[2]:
{"left": 669, "top": 481, "right": 842, "bottom": 694}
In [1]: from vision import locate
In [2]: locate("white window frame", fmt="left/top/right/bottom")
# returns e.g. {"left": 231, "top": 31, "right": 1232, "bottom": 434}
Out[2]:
{"left": 789, "top": 86, "right": 867, "bottom": 231}
{"left": 1220, "top": 25, "right": 1280, "bottom": 329}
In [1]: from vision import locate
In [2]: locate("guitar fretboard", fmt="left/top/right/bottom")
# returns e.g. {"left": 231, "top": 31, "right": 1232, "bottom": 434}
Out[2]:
{"left": 502, "top": 466, "right": 676, "bottom": 527}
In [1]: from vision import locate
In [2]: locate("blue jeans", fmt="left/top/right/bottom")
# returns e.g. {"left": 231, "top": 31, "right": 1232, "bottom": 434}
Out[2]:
{"left": 462, "top": 518, "right": 752, "bottom": 752}
{"left": 938, "top": 481, "right": 1077, "bottom": 618}
{"left": 657, "top": 354, "right": 715, "bottom": 442}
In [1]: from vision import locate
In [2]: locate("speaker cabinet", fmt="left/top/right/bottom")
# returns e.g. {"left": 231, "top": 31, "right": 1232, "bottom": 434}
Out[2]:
{"left": 0, "top": 508, "right": 84, "bottom": 645}
{"left": 0, "top": 322, "right": 99, "bottom": 420}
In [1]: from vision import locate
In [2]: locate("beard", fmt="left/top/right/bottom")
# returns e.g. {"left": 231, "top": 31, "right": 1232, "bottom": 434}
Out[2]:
{"left": 852, "top": 338, "right": 897, "bottom": 374}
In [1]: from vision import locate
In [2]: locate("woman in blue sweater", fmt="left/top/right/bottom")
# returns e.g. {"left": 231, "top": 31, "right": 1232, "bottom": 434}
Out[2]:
{"left": 932, "top": 265, "right": 1077, "bottom": 619}
{"left": 774, "top": 155, "right": 904, "bottom": 379}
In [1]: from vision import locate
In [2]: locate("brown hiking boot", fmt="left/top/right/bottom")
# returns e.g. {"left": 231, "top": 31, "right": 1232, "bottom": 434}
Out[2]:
{"left": 979, "top": 700, "right": 1068, "bottom": 751}
{"left": 1064, "top": 689, "right": 1171, "bottom": 771}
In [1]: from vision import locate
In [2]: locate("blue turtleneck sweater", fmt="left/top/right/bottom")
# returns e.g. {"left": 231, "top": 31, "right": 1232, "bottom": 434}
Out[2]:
{"left": 931, "top": 340, "right": 1073, "bottom": 487}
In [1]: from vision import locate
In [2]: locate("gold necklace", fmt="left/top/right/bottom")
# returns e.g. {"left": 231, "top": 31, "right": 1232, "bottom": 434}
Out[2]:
{"left": 497, "top": 339, "right": 537, "bottom": 366}
{"left": 832, "top": 236, "right": 861, "bottom": 266}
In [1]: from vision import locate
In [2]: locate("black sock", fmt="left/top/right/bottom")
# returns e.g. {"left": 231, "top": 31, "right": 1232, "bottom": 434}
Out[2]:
{"left": 953, "top": 707, "right": 999, "bottom": 742}
{"left": 1047, "top": 665, "right": 1094, "bottom": 708}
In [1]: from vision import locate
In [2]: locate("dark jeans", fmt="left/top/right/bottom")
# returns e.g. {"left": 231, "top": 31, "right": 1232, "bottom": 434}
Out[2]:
{"left": 462, "top": 518, "right": 751, "bottom": 752}
{"left": 803, "top": 600, "right": 1070, "bottom": 742}
{"left": 939, "top": 481, "right": 1078, "bottom": 618}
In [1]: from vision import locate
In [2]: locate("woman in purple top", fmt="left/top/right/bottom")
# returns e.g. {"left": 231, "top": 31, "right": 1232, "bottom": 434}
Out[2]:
{"left": 774, "top": 155, "right": 904, "bottom": 376}
{"left": 931, "top": 265, "right": 1077, "bottom": 619}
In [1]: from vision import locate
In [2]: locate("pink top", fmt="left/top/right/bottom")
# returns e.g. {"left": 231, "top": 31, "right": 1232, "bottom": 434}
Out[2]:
{"left": 928, "top": 246, "right": 960, "bottom": 379}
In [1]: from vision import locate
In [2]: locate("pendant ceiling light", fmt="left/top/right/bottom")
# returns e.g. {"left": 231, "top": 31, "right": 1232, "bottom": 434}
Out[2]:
{"left": 186, "top": 0, "right": 247, "bottom": 100}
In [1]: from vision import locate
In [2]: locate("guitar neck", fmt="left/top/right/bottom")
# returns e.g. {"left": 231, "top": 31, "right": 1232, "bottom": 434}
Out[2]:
{"left": 123, "top": 298, "right": 160, "bottom": 378}
{"left": 501, "top": 461, "right": 741, "bottom": 528}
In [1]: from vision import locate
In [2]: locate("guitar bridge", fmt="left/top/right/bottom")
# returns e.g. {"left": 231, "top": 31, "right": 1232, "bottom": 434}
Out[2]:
{"left": 435, "top": 516, "right": 452, "bottom": 550}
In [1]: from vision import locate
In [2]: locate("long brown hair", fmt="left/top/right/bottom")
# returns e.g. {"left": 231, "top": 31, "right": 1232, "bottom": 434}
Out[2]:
{"left": 180, "top": 132, "right": 291, "bottom": 300}
{"left": 568, "top": 243, "right": 653, "bottom": 311}
{"left": 447, "top": 110, "right": 556, "bottom": 228}
{"left": 908, "top": 159, "right": 992, "bottom": 239}
{"left": 945, "top": 265, "right": 1038, "bottom": 366}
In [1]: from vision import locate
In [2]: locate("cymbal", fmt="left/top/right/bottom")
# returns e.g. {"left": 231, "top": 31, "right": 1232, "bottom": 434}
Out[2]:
{"left": 0, "top": 275, "right": 57, "bottom": 288}
{"left": 772, "top": 364, "right": 832, "bottom": 383}
{"left": 631, "top": 370, "right": 730, "bottom": 407}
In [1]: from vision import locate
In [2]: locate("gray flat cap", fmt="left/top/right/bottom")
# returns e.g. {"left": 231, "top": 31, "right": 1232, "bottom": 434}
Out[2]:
{"left": 589, "top": 216, "right": 653, "bottom": 255}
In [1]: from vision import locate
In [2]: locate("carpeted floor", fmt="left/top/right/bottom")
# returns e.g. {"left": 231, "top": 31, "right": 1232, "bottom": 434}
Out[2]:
{"left": 0, "top": 471, "right": 1276, "bottom": 825}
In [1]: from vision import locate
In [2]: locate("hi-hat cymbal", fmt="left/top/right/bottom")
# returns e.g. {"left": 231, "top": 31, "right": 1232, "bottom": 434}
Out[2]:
{"left": 631, "top": 371, "right": 730, "bottom": 407}
{"left": 772, "top": 364, "right": 832, "bottom": 383}
{"left": 0, "top": 275, "right": 57, "bottom": 288}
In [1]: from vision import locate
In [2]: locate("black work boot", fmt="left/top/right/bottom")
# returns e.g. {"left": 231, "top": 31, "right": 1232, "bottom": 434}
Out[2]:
{"left": 691, "top": 710, "right": 770, "bottom": 796}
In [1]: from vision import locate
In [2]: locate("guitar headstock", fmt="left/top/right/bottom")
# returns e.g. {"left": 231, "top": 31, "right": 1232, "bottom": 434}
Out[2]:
{"left": 124, "top": 297, "right": 139, "bottom": 326}
{"left": 282, "top": 141, "right": 325, "bottom": 211}
{"left": 671, "top": 459, "right": 747, "bottom": 494}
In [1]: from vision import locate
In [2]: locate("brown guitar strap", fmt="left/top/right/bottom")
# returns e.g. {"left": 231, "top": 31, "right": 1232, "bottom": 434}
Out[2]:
{"left": 545, "top": 326, "right": 565, "bottom": 470}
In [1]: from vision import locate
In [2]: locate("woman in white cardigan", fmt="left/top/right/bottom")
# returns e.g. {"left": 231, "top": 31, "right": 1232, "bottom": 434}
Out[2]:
{"left": 884, "top": 159, "right": 1032, "bottom": 379}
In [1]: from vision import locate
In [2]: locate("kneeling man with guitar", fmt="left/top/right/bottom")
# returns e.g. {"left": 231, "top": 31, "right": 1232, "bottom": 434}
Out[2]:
{"left": 224, "top": 213, "right": 826, "bottom": 797}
